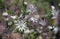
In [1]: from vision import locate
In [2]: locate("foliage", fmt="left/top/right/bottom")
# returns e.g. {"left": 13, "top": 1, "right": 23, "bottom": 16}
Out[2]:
{"left": 7, "top": 10, "right": 15, "bottom": 15}
{"left": 0, "top": 0, "right": 59, "bottom": 39}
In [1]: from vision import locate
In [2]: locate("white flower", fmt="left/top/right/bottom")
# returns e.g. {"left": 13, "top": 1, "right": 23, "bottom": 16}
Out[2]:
{"left": 39, "top": 31, "right": 42, "bottom": 33}
{"left": 4, "top": 18, "right": 9, "bottom": 21}
{"left": 58, "top": 3, "right": 60, "bottom": 6}
{"left": 16, "top": 25, "right": 20, "bottom": 28}
{"left": 34, "top": 15, "right": 39, "bottom": 19}
{"left": 52, "top": 16, "right": 57, "bottom": 19}
{"left": 39, "top": 36, "right": 42, "bottom": 39}
{"left": 8, "top": 22, "right": 12, "bottom": 25}
{"left": 51, "top": 6, "right": 55, "bottom": 10}
{"left": 14, "top": 21, "right": 17, "bottom": 23}
{"left": 30, "top": 17, "right": 38, "bottom": 23}
{"left": 52, "top": 10, "right": 58, "bottom": 19}
{"left": 48, "top": 26, "right": 53, "bottom": 30}
{"left": 53, "top": 27, "right": 58, "bottom": 34}
{"left": 24, "top": 29, "right": 34, "bottom": 33}
{"left": 10, "top": 15, "right": 17, "bottom": 19}
{"left": 43, "top": 33, "right": 47, "bottom": 35}
{"left": 19, "top": 26, "right": 25, "bottom": 31}
{"left": 30, "top": 17, "right": 35, "bottom": 22}
{"left": 24, "top": 2, "right": 27, "bottom": 5}
{"left": 40, "top": 27, "right": 43, "bottom": 29}
{"left": 14, "top": 20, "right": 18, "bottom": 23}
{"left": 2, "top": 12, "right": 8, "bottom": 16}
{"left": 27, "top": 10, "right": 32, "bottom": 13}
{"left": 24, "top": 29, "right": 30, "bottom": 33}
{"left": 24, "top": 15, "right": 29, "bottom": 20}
{"left": 51, "top": 5, "right": 58, "bottom": 19}
{"left": 19, "top": 14, "right": 23, "bottom": 18}
{"left": 30, "top": 15, "right": 39, "bottom": 23}
{"left": 30, "top": 29, "right": 34, "bottom": 32}
{"left": 15, "top": 20, "right": 27, "bottom": 32}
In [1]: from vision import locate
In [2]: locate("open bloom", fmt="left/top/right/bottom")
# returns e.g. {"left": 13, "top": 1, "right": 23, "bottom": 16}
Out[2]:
{"left": 15, "top": 20, "right": 28, "bottom": 32}
{"left": 24, "top": 29, "right": 34, "bottom": 34}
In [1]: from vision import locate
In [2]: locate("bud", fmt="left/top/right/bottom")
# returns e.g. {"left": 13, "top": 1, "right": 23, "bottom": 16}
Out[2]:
{"left": 24, "top": 2, "right": 27, "bottom": 5}
{"left": 2, "top": 12, "right": 8, "bottom": 16}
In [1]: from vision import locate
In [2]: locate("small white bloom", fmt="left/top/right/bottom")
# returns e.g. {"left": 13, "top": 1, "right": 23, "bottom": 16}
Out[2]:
{"left": 14, "top": 20, "right": 18, "bottom": 23}
{"left": 48, "top": 26, "right": 53, "bottom": 29}
{"left": 58, "top": 3, "right": 60, "bottom": 6}
{"left": 52, "top": 10, "right": 58, "bottom": 19}
{"left": 8, "top": 22, "right": 12, "bottom": 25}
{"left": 19, "top": 14, "right": 23, "bottom": 18}
{"left": 34, "top": 15, "right": 39, "bottom": 19}
{"left": 30, "top": 29, "right": 34, "bottom": 32}
{"left": 52, "top": 16, "right": 57, "bottom": 19}
{"left": 16, "top": 25, "right": 20, "bottom": 28}
{"left": 24, "top": 2, "right": 27, "bottom": 5}
{"left": 30, "top": 4, "right": 35, "bottom": 10}
{"left": 51, "top": 5, "right": 58, "bottom": 18}
{"left": 24, "top": 29, "right": 34, "bottom": 33}
{"left": 30, "top": 17, "right": 35, "bottom": 22}
{"left": 24, "top": 29, "right": 30, "bottom": 33}
{"left": 39, "top": 36, "right": 42, "bottom": 39}
{"left": 15, "top": 20, "right": 27, "bottom": 32}
{"left": 43, "top": 33, "right": 47, "bottom": 35}
{"left": 24, "top": 15, "right": 29, "bottom": 20}
{"left": 51, "top": 6, "right": 55, "bottom": 10}
{"left": 19, "top": 27, "right": 25, "bottom": 31}
{"left": 30, "top": 17, "right": 38, "bottom": 23}
{"left": 30, "top": 15, "right": 39, "bottom": 23}
{"left": 53, "top": 27, "right": 58, "bottom": 34}
{"left": 39, "top": 31, "right": 42, "bottom": 33}
{"left": 2, "top": 12, "right": 8, "bottom": 16}
{"left": 4, "top": 18, "right": 9, "bottom": 21}
{"left": 10, "top": 15, "right": 17, "bottom": 19}
{"left": 15, "top": 23, "right": 19, "bottom": 26}
{"left": 40, "top": 27, "right": 43, "bottom": 29}
{"left": 27, "top": 10, "right": 32, "bottom": 13}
